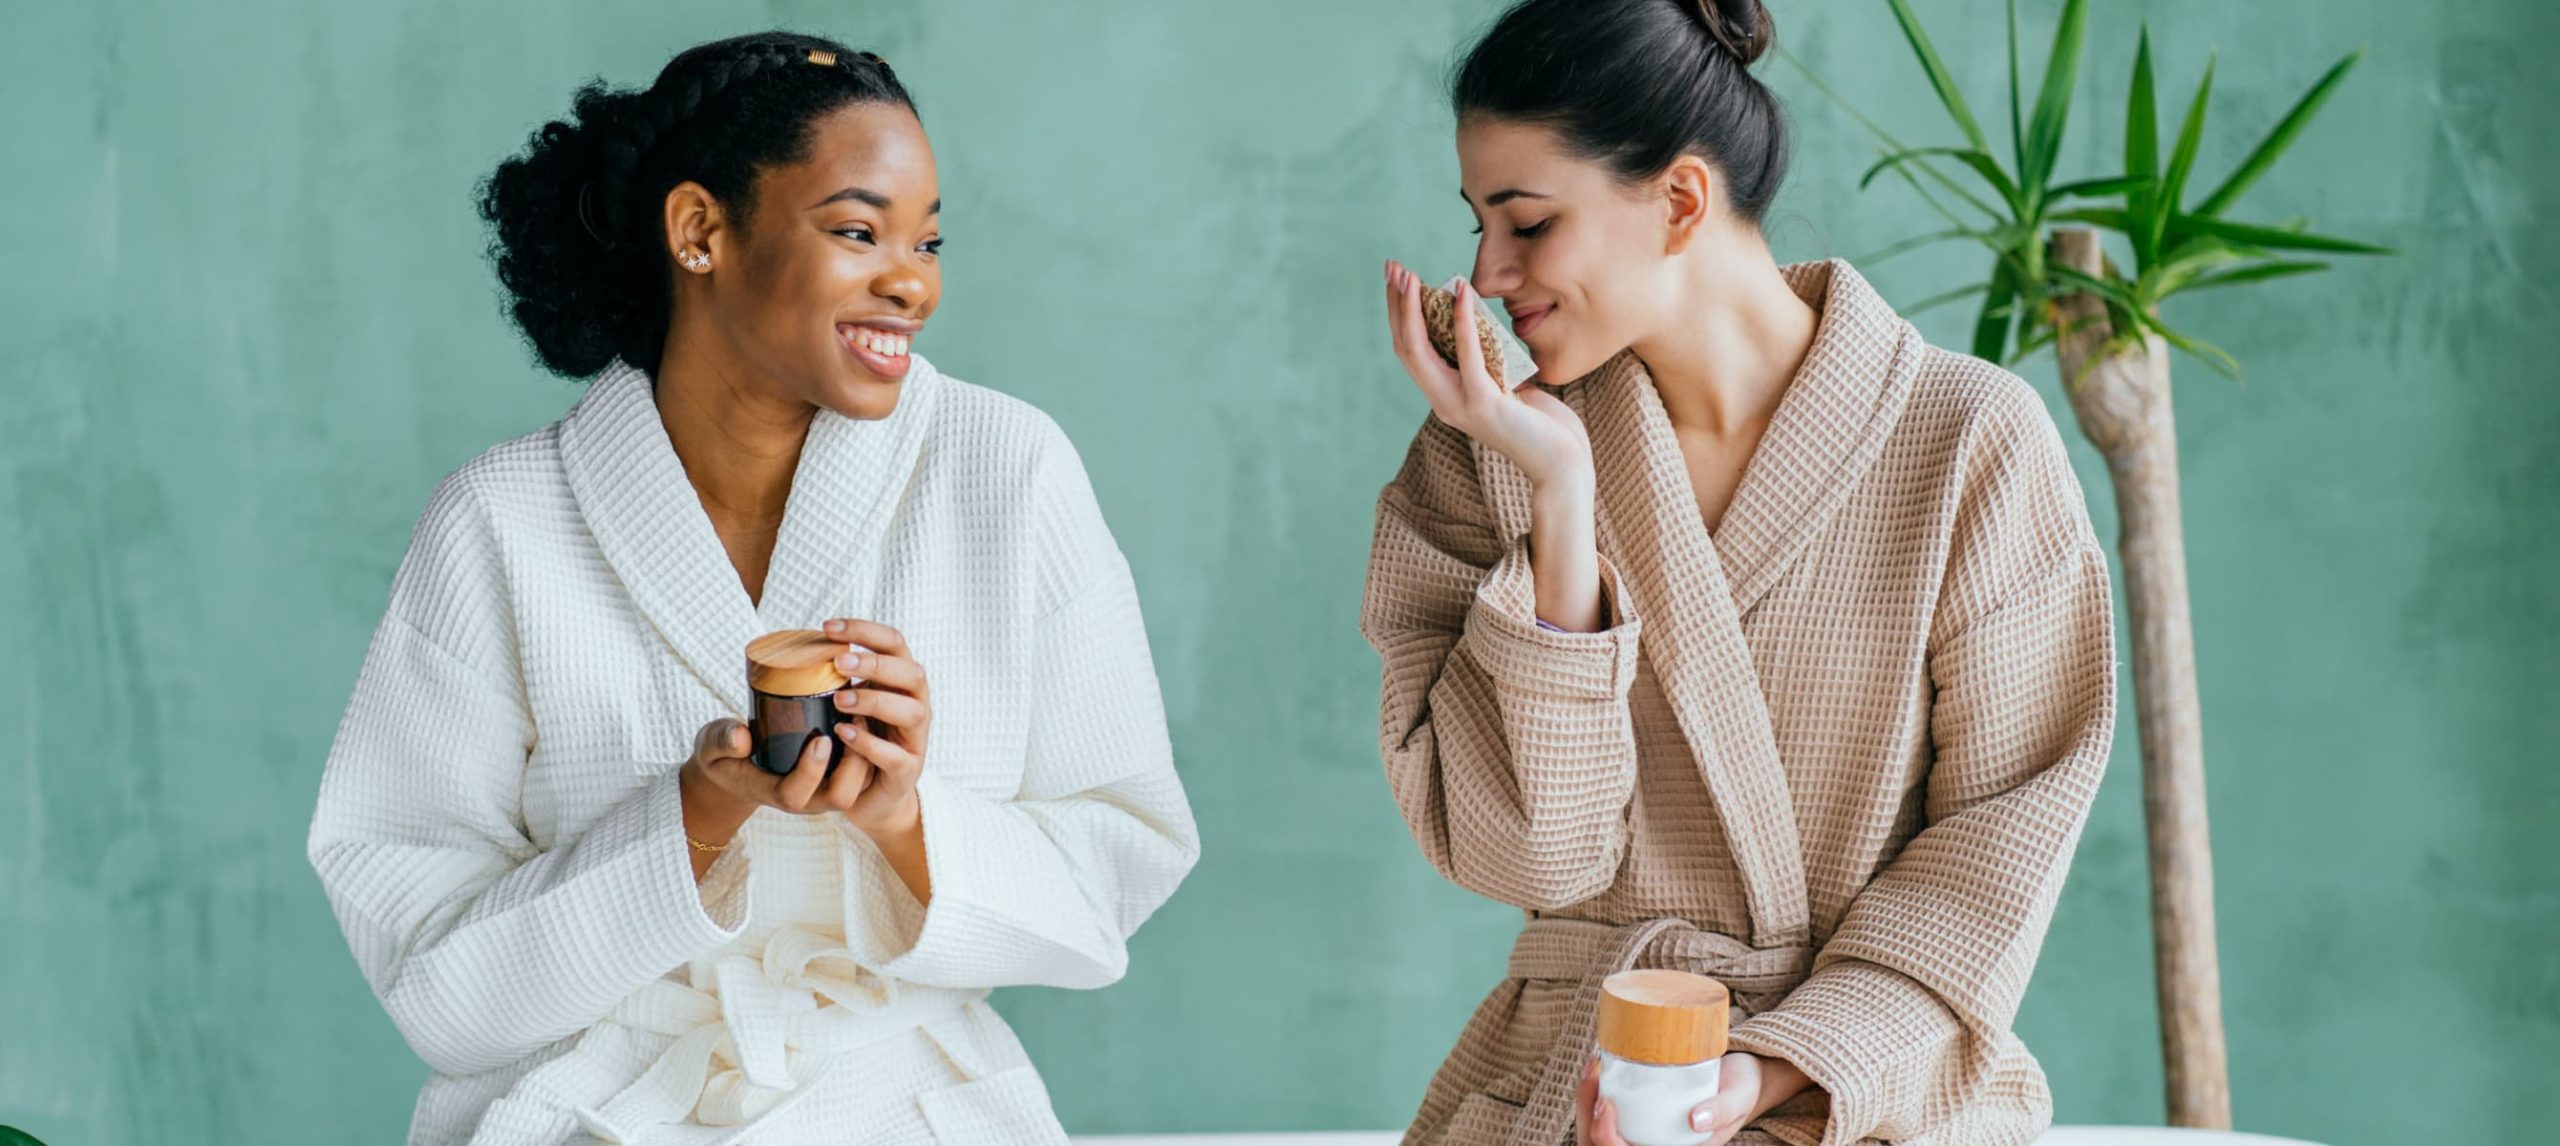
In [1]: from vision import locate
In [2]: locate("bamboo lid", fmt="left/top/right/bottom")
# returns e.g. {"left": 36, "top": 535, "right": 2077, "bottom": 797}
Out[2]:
{"left": 1596, "top": 970, "right": 1730, "bottom": 1066}
{"left": 746, "top": 629, "right": 851, "bottom": 697}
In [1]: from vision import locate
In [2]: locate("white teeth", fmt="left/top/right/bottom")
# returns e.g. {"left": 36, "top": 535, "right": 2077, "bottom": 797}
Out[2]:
{"left": 850, "top": 329, "right": 910, "bottom": 358}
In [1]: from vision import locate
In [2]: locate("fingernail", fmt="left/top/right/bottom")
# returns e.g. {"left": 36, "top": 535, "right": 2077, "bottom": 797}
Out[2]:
{"left": 1691, "top": 1107, "right": 1713, "bottom": 1131}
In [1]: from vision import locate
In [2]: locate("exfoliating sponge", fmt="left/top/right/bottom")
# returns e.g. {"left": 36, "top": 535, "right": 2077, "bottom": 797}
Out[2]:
{"left": 1420, "top": 276, "right": 1538, "bottom": 389}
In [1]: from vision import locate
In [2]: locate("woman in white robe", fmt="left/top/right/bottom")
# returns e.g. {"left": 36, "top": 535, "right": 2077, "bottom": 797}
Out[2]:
{"left": 308, "top": 32, "right": 1197, "bottom": 1145}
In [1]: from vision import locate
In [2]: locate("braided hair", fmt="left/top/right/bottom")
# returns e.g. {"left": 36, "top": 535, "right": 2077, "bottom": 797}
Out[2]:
{"left": 478, "top": 32, "right": 913, "bottom": 378}
{"left": 1453, "top": 0, "right": 1788, "bottom": 223}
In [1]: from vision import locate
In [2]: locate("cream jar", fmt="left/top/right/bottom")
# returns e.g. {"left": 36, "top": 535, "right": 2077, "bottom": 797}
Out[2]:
{"left": 1595, "top": 969, "right": 1730, "bottom": 1146}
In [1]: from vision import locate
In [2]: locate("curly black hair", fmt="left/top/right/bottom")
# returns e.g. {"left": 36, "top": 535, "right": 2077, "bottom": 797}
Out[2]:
{"left": 477, "top": 32, "right": 914, "bottom": 378}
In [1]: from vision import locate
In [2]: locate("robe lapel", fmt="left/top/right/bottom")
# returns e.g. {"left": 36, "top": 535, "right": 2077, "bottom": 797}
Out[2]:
{"left": 1709, "top": 260, "right": 1924, "bottom": 614}
{"left": 1575, "top": 357, "right": 1812, "bottom": 946}
{"left": 1476, "top": 260, "right": 1921, "bottom": 946}
{"left": 558, "top": 358, "right": 946, "bottom": 718}
{"left": 754, "top": 356, "right": 945, "bottom": 633}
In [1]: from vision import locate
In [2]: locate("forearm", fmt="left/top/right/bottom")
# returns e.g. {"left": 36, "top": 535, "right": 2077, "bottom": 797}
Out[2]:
{"left": 1750, "top": 1054, "right": 1814, "bottom": 1121}
{"left": 865, "top": 801, "right": 932, "bottom": 906}
{"left": 1528, "top": 474, "right": 1604, "bottom": 632}
{"left": 679, "top": 763, "right": 754, "bottom": 882}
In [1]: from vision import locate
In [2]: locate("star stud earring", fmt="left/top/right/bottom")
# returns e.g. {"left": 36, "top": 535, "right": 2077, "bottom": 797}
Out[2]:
{"left": 677, "top": 249, "right": 711, "bottom": 271}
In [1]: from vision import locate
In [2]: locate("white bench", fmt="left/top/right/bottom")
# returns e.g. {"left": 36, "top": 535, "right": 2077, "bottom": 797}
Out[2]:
{"left": 1071, "top": 1129, "right": 2325, "bottom": 1145}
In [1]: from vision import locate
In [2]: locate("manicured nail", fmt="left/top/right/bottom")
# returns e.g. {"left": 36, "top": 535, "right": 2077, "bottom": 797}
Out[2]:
{"left": 1691, "top": 1106, "right": 1714, "bottom": 1131}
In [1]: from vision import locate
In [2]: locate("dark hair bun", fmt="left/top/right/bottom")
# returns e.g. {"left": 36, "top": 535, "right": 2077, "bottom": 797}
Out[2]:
{"left": 1697, "top": 0, "right": 1776, "bottom": 66}
{"left": 1454, "top": 0, "right": 1791, "bottom": 222}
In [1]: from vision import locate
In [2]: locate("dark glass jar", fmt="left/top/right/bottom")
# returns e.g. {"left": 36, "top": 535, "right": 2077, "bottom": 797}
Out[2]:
{"left": 745, "top": 629, "right": 855, "bottom": 776}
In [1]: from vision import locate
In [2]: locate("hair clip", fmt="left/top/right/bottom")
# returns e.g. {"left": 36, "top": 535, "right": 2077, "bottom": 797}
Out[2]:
{"left": 805, "top": 49, "right": 837, "bottom": 66}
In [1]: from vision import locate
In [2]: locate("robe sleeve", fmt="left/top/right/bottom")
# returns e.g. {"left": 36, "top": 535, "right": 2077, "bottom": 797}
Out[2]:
{"left": 1729, "top": 393, "right": 2118, "bottom": 1145}
{"left": 1358, "top": 415, "right": 1647, "bottom": 911}
{"left": 308, "top": 477, "right": 750, "bottom": 1078}
{"left": 838, "top": 420, "right": 1200, "bottom": 990}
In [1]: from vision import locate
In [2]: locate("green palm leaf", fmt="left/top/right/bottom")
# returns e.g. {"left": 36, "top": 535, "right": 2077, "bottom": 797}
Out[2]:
{"left": 2125, "top": 26, "right": 2161, "bottom": 263}
{"left": 2171, "top": 215, "right": 2393, "bottom": 254}
{"left": 2155, "top": 54, "right": 2218, "bottom": 252}
{"left": 2196, "top": 50, "right": 2363, "bottom": 218}
{"left": 2179, "top": 260, "right": 2331, "bottom": 293}
{"left": 1884, "top": 0, "right": 1993, "bottom": 154}
{"left": 2022, "top": 0, "right": 2090, "bottom": 195}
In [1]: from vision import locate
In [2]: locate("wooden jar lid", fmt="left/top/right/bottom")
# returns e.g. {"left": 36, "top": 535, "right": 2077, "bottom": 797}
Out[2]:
{"left": 746, "top": 629, "right": 851, "bottom": 696}
{"left": 1596, "top": 970, "right": 1730, "bottom": 1066}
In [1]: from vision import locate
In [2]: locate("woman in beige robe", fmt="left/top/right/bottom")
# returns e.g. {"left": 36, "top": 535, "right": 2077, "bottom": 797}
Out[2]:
{"left": 1361, "top": 2, "right": 2116, "bottom": 1144}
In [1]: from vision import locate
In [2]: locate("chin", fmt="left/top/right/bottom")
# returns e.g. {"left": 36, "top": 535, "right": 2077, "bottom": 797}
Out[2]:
{"left": 821, "top": 372, "right": 905, "bottom": 422}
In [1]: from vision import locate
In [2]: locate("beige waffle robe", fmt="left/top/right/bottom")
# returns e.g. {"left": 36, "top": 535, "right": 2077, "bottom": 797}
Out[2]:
{"left": 1361, "top": 261, "right": 2117, "bottom": 1146}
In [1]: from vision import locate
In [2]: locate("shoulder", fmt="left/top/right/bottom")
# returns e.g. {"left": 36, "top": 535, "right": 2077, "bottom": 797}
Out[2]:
{"left": 1898, "top": 347, "right": 2105, "bottom": 625}
{"left": 408, "top": 420, "right": 571, "bottom": 554}
{"left": 918, "top": 365, "right": 1081, "bottom": 481}
{"left": 915, "top": 364, "right": 1125, "bottom": 603}
{"left": 1905, "top": 345, "right": 2070, "bottom": 463}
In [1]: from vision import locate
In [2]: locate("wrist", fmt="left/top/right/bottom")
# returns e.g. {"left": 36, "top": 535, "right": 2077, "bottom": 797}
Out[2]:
{"left": 854, "top": 794, "right": 923, "bottom": 845}
{"left": 1745, "top": 1052, "right": 1813, "bottom": 1116}
{"left": 678, "top": 762, "right": 754, "bottom": 842}
{"left": 1527, "top": 466, "right": 1595, "bottom": 511}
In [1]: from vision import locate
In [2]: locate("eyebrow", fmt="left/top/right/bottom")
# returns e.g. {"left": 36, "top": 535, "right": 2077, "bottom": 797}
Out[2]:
{"left": 1463, "top": 188, "right": 1553, "bottom": 207}
{"left": 808, "top": 187, "right": 941, "bottom": 214}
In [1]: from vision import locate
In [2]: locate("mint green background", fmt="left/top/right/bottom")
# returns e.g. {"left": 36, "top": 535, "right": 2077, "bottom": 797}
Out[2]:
{"left": 3, "top": 1, "right": 2552, "bottom": 1143}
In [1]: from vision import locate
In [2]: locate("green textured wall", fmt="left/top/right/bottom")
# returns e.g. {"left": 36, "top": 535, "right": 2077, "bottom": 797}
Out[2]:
{"left": 3, "top": 0, "right": 2551, "bottom": 1142}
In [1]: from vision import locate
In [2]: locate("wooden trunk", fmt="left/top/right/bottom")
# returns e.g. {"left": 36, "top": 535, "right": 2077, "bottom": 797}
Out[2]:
{"left": 2046, "top": 229, "right": 2233, "bottom": 1129}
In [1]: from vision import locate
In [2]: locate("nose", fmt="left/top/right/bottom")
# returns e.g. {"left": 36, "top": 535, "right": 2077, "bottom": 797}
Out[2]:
{"left": 871, "top": 253, "right": 928, "bottom": 311}
{"left": 1469, "top": 240, "right": 1520, "bottom": 299}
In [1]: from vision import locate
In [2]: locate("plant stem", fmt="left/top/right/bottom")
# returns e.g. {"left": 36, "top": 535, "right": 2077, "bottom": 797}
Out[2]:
{"left": 2049, "top": 229, "right": 2233, "bottom": 1130}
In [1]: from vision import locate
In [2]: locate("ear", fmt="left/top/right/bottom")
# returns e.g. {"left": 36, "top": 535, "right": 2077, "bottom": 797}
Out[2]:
{"left": 1660, "top": 155, "right": 1717, "bottom": 255}
{"left": 662, "top": 181, "right": 728, "bottom": 267}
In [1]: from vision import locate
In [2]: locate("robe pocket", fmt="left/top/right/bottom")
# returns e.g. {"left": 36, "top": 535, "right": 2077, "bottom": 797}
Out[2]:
{"left": 915, "top": 1064, "right": 1072, "bottom": 1145}
{"left": 1440, "top": 1091, "right": 1530, "bottom": 1144}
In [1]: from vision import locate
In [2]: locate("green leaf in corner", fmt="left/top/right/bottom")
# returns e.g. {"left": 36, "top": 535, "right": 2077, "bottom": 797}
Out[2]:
{"left": 1884, "top": 0, "right": 1992, "bottom": 154}
{"left": 2195, "top": 49, "right": 2364, "bottom": 218}
{"left": 2022, "top": 0, "right": 2090, "bottom": 194}
{"left": 1, "top": 1126, "right": 52, "bottom": 1146}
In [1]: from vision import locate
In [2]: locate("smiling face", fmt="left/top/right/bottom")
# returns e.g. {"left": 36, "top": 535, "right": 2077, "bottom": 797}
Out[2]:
{"left": 683, "top": 101, "right": 942, "bottom": 421}
{"left": 1457, "top": 116, "right": 1696, "bottom": 385}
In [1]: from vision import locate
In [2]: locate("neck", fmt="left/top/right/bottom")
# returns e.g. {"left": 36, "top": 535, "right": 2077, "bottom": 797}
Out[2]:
{"left": 652, "top": 322, "right": 814, "bottom": 527}
{"left": 1628, "top": 236, "right": 1819, "bottom": 437}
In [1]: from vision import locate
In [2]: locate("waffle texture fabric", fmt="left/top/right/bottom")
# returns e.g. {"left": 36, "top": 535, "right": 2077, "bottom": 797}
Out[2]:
{"left": 311, "top": 357, "right": 1199, "bottom": 1144}
{"left": 1361, "top": 261, "right": 2117, "bottom": 1146}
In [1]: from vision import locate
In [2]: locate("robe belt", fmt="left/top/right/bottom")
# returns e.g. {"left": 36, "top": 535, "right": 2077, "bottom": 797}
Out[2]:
{"left": 469, "top": 924, "right": 980, "bottom": 1146}
{"left": 1499, "top": 916, "right": 1815, "bottom": 1146}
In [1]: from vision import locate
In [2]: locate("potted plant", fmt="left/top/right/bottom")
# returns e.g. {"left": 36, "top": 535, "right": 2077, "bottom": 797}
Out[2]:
{"left": 1802, "top": 0, "right": 2388, "bottom": 1127}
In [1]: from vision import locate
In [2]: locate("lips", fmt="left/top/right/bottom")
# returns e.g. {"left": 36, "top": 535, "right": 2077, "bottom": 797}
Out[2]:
{"left": 837, "top": 321, "right": 917, "bottom": 381}
{"left": 1507, "top": 302, "right": 1555, "bottom": 339}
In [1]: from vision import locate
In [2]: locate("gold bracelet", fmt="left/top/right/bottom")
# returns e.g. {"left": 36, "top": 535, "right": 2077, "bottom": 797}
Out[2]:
{"left": 686, "top": 832, "right": 733, "bottom": 854}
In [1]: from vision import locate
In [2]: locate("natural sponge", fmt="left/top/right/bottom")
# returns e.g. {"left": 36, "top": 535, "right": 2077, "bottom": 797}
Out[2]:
{"left": 1420, "top": 276, "right": 1538, "bottom": 389}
